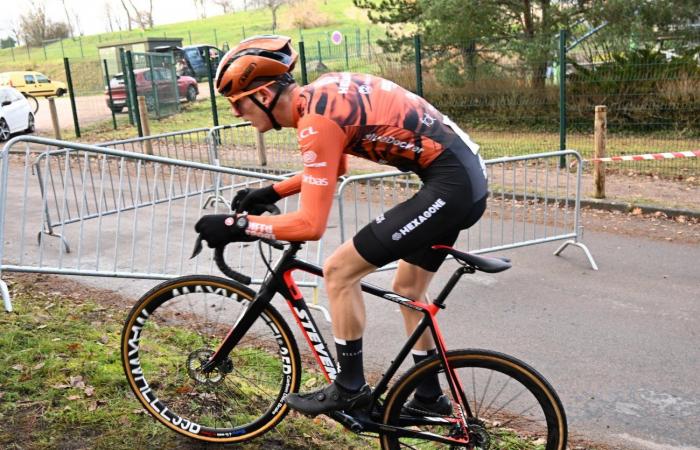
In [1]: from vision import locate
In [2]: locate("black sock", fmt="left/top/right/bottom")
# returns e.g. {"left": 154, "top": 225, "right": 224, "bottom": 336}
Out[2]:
{"left": 334, "top": 337, "right": 365, "bottom": 392}
{"left": 412, "top": 348, "right": 442, "bottom": 401}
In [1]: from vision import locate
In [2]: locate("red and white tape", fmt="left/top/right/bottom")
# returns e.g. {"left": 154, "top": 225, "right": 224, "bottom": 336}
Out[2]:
{"left": 573, "top": 150, "right": 700, "bottom": 166}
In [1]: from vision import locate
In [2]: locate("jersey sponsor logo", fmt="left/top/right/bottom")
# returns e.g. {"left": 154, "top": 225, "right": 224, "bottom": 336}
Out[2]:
{"left": 421, "top": 112, "right": 437, "bottom": 127}
{"left": 303, "top": 174, "right": 329, "bottom": 186}
{"left": 299, "top": 127, "right": 319, "bottom": 140}
{"left": 338, "top": 73, "right": 352, "bottom": 94}
{"left": 392, "top": 198, "right": 446, "bottom": 240}
{"left": 246, "top": 222, "right": 275, "bottom": 239}
{"left": 302, "top": 150, "right": 317, "bottom": 163}
{"left": 364, "top": 133, "right": 424, "bottom": 154}
{"left": 375, "top": 214, "right": 385, "bottom": 224}
{"left": 304, "top": 162, "right": 327, "bottom": 168}
{"left": 381, "top": 79, "right": 397, "bottom": 92}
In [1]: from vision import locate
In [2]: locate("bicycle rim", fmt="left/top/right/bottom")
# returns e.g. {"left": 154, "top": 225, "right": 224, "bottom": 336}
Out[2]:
{"left": 121, "top": 275, "right": 301, "bottom": 443}
{"left": 380, "top": 349, "right": 567, "bottom": 450}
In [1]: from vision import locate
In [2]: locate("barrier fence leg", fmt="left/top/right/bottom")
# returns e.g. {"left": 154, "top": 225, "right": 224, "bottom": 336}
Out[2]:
{"left": 554, "top": 240, "right": 599, "bottom": 271}
{"left": 1, "top": 278, "right": 11, "bottom": 312}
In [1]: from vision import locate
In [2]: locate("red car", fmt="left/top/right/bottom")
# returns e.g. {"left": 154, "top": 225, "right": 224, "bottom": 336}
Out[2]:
{"left": 105, "top": 67, "right": 198, "bottom": 113}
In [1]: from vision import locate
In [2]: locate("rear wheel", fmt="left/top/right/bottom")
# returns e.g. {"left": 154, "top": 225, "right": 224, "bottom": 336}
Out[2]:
{"left": 56, "top": 88, "right": 66, "bottom": 97}
{"left": 186, "top": 85, "right": 197, "bottom": 102}
{"left": 380, "top": 349, "right": 567, "bottom": 450}
{"left": 0, "top": 119, "right": 10, "bottom": 141}
{"left": 121, "top": 275, "right": 301, "bottom": 443}
{"left": 25, "top": 113, "right": 35, "bottom": 133}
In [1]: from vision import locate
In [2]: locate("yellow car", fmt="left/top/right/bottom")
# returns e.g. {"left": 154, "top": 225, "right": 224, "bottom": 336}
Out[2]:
{"left": 0, "top": 71, "right": 68, "bottom": 97}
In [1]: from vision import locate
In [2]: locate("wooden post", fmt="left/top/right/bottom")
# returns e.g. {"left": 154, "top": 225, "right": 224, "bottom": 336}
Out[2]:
{"left": 594, "top": 105, "right": 607, "bottom": 199}
{"left": 48, "top": 97, "right": 61, "bottom": 140}
{"left": 255, "top": 130, "right": 267, "bottom": 166}
{"left": 137, "top": 96, "right": 153, "bottom": 155}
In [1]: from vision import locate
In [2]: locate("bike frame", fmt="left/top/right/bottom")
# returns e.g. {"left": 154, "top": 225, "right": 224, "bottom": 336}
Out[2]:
{"left": 205, "top": 241, "right": 476, "bottom": 445}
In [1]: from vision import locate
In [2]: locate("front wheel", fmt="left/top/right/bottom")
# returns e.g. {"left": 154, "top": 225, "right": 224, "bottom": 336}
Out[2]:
{"left": 186, "top": 85, "right": 197, "bottom": 102}
{"left": 380, "top": 349, "right": 567, "bottom": 450}
{"left": 121, "top": 275, "right": 301, "bottom": 444}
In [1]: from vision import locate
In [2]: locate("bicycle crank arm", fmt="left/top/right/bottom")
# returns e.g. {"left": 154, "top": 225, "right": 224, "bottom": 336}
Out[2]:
{"left": 376, "top": 422, "right": 470, "bottom": 446}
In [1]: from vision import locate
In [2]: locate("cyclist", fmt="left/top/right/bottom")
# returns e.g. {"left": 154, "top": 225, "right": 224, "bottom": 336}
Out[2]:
{"left": 195, "top": 35, "right": 488, "bottom": 417}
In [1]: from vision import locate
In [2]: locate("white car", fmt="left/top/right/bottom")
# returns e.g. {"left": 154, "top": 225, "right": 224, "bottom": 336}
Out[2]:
{"left": 0, "top": 86, "right": 35, "bottom": 142}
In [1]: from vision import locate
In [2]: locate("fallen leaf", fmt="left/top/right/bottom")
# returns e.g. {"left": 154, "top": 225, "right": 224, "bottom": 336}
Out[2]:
{"left": 32, "top": 362, "right": 45, "bottom": 371}
{"left": 37, "top": 324, "right": 48, "bottom": 330}
{"left": 88, "top": 401, "right": 98, "bottom": 412}
{"left": 631, "top": 207, "right": 642, "bottom": 215}
{"left": 11, "top": 364, "right": 24, "bottom": 371}
{"left": 304, "top": 378, "right": 318, "bottom": 388}
{"left": 99, "top": 335, "right": 109, "bottom": 345}
{"left": 68, "top": 343, "right": 82, "bottom": 352}
{"left": 52, "top": 384, "right": 71, "bottom": 389}
{"left": 67, "top": 395, "right": 81, "bottom": 401}
{"left": 70, "top": 376, "right": 85, "bottom": 388}
{"left": 84, "top": 386, "right": 95, "bottom": 397}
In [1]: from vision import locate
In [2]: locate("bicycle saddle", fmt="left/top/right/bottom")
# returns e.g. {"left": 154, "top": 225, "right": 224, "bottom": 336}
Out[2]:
{"left": 432, "top": 245, "right": 511, "bottom": 273}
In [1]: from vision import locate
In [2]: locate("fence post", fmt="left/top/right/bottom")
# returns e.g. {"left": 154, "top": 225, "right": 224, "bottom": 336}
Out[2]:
{"left": 188, "top": 30, "right": 192, "bottom": 45}
{"left": 299, "top": 41, "right": 308, "bottom": 85}
{"left": 414, "top": 35, "right": 423, "bottom": 97}
{"left": 43, "top": 43, "right": 47, "bottom": 60}
{"left": 205, "top": 50, "right": 219, "bottom": 127}
{"left": 317, "top": 41, "right": 323, "bottom": 64}
{"left": 594, "top": 105, "right": 607, "bottom": 199}
{"left": 60, "top": 39, "right": 65, "bottom": 58}
{"left": 48, "top": 97, "right": 61, "bottom": 139}
{"left": 126, "top": 51, "right": 143, "bottom": 137}
{"left": 356, "top": 28, "right": 361, "bottom": 57}
{"left": 344, "top": 36, "right": 349, "bottom": 70}
{"left": 558, "top": 29, "right": 567, "bottom": 168}
{"left": 119, "top": 48, "right": 134, "bottom": 126}
{"left": 255, "top": 131, "right": 267, "bottom": 166}
{"left": 11, "top": 47, "right": 14, "bottom": 61}
{"left": 137, "top": 96, "right": 153, "bottom": 155}
{"left": 79, "top": 37, "right": 84, "bottom": 58}
{"left": 214, "top": 29, "right": 218, "bottom": 48}
{"left": 63, "top": 57, "right": 81, "bottom": 138}
{"left": 103, "top": 59, "right": 117, "bottom": 130}
{"left": 242, "top": 26, "right": 246, "bottom": 39}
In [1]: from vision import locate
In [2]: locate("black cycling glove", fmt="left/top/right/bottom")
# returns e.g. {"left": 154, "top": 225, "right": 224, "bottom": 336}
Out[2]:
{"left": 231, "top": 185, "right": 281, "bottom": 214}
{"left": 194, "top": 214, "right": 256, "bottom": 248}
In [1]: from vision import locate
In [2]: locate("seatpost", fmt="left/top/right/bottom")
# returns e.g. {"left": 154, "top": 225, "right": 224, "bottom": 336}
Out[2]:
{"left": 432, "top": 266, "right": 473, "bottom": 308}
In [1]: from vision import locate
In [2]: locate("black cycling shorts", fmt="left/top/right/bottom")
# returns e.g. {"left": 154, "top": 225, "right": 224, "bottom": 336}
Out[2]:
{"left": 353, "top": 149, "right": 487, "bottom": 272}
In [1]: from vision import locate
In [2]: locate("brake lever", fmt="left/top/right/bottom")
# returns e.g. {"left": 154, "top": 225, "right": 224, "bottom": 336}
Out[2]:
{"left": 190, "top": 235, "right": 204, "bottom": 259}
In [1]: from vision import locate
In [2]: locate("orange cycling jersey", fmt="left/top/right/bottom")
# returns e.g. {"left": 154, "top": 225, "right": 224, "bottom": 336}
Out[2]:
{"left": 245, "top": 72, "right": 487, "bottom": 242}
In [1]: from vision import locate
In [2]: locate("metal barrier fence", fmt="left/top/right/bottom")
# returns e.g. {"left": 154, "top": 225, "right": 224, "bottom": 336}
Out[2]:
{"left": 336, "top": 150, "right": 597, "bottom": 271}
{"left": 0, "top": 136, "right": 324, "bottom": 312}
{"left": 100, "top": 127, "right": 212, "bottom": 161}
{"left": 207, "top": 123, "right": 299, "bottom": 170}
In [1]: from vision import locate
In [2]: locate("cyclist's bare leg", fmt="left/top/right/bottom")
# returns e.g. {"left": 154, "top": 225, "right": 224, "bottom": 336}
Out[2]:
{"left": 322, "top": 239, "right": 377, "bottom": 340}
{"left": 393, "top": 260, "right": 437, "bottom": 351}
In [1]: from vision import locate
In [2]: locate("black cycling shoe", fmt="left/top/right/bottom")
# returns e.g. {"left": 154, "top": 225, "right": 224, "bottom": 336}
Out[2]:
{"left": 402, "top": 393, "right": 453, "bottom": 417}
{"left": 286, "top": 381, "right": 372, "bottom": 417}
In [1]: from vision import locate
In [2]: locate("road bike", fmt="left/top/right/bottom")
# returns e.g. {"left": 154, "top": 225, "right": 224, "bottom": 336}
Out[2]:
{"left": 121, "top": 238, "right": 567, "bottom": 449}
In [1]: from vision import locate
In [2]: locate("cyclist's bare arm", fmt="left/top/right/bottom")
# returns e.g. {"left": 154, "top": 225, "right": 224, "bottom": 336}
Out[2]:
{"left": 245, "top": 115, "right": 347, "bottom": 241}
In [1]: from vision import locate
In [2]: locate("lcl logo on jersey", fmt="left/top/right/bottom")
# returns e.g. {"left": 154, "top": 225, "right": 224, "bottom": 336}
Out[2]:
{"left": 302, "top": 151, "right": 317, "bottom": 163}
{"left": 299, "top": 126, "right": 319, "bottom": 140}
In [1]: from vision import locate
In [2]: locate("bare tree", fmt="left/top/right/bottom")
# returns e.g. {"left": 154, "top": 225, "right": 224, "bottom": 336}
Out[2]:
{"left": 18, "top": 2, "right": 71, "bottom": 46}
{"left": 124, "top": 0, "right": 155, "bottom": 29}
{"left": 212, "top": 0, "right": 233, "bottom": 14}
{"left": 60, "top": 0, "right": 74, "bottom": 38}
{"left": 255, "top": 0, "right": 289, "bottom": 33}
{"left": 193, "top": 0, "right": 207, "bottom": 19}
{"left": 119, "top": 0, "right": 133, "bottom": 31}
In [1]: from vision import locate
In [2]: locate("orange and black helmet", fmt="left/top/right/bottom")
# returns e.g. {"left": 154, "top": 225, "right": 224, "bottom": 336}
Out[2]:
{"left": 215, "top": 35, "right": 298, "bottom": 101}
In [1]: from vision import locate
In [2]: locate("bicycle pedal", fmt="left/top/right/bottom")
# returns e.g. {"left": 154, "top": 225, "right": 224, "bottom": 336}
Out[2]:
{"left": 330, "top": 410, "right": 364, "bottom": 433}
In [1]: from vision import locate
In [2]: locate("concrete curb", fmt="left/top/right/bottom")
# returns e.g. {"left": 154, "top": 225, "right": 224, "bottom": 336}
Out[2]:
{"left": 579, "top": 198, "right": 700, "bottom": 220}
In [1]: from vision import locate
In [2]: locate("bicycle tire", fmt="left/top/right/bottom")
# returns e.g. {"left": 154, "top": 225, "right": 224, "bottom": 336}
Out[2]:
{"left": 121, "top": 275, "right": 301, "bottom": 443}
{"left": 23, "top": 94, "right": 39, "bottom": 115}
{"left": 380, "top": 349, "right": 567, "bottom": 450}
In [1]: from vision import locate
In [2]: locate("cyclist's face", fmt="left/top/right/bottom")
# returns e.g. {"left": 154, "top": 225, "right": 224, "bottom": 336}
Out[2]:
{"left": 228, "top": 93, "right": 272, "bottom": 132}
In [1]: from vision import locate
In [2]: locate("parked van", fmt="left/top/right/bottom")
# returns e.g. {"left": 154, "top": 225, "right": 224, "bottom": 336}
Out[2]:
{"left": 0, "top": 71, "right": 68, "bottom": 97}
{"left": 154, "top": 44, "right": 222, "bottom": 80}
